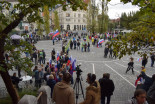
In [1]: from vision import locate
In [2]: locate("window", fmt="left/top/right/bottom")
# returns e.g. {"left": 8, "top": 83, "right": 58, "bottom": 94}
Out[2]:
{"left": 78, "top": 14, "right": 81, "bottom": 18}
{"left": 66, "top": 13, "right": 70, "bottom": 17}
{"left": 83, "top": 14, "right": 85, "bottom": 18}
{"left": 78, "top": 19, "right": 80, "bottom": 22}
{"left": 74, "top": 19, "right": 76, "bottom": 22}
{"left": 74, "top": 13, "right": 76, "bottom": 17}
{"left": 66, "top": 19, "right": 70, "bottom": 21}
{"left": 83, "top": 19, "right": 85, "bottom": 23}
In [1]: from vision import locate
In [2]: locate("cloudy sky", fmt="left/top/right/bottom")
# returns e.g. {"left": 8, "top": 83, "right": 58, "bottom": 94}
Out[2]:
{"left": 96, "top": 0, "right": 140, "bottom": 19}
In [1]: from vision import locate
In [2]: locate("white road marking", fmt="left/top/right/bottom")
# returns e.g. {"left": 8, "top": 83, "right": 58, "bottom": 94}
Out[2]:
{"left": 114, "top": 62, "right": 140, "bottom": 74}
{"left": 92, "top": 63, "right": 95, "bottom": 74}
{"left": 77, "top": 59, "right": 119, "bottom": 63}
{"left": 105, "top": 63, "right": 136, "bottom": 88}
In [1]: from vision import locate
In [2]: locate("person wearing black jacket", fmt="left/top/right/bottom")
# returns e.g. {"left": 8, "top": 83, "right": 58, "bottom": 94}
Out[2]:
{"left": 42, "top": 50, "right": 46, "bottom": 64}
{"left": 150, "top": 53, "right": 155, "bottom": 67}
{"left": 11, "top": 73, "right": 22, "bottom": 89}
{"left": 70, "top": 40, "right": 73, "bottom": 50}
{"left": 126, "top": 57, "right": 134, "bottom": 74}
{"left": 99, "top": 73, "right": 115, "bottom": 104}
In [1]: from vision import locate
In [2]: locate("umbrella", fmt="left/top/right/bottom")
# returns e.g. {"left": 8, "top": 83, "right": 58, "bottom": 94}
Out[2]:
{"left": 11, "top": 34, "right": 22, "bottom": 39}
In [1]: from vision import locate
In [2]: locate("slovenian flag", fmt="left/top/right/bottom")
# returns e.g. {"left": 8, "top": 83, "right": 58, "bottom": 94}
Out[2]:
{"left": 98, "top": 39, "right": 104, "bottom": 44}
{"left": 137, "top": 58, "right": 142, "bottom": 62}
{"left": 49, "top": 59, "right": 52, "bottom": 68}
{"left": 52, "top": 30, "right": 60, "bottom": 39}
{"left": 48, "top": 32, "right": 53, "bottom": 36}
{"left": 55, "top": 64, "right": 58, "bottom": 72}
{"left": 135, "top": 77, "right": 143, "bottom": 86}
{"left": 107, "top": 33, "right": 110, "bottom": 37}
{"left": 57, "top": 52, "right": 60, "bottom": 61}
{"left": 67, "top": 57, "right": 71, "bottom": 66}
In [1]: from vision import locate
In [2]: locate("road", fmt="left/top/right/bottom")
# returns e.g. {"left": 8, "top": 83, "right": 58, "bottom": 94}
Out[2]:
{"left": 0, "top": 39, "right": 154, "bottom": 104}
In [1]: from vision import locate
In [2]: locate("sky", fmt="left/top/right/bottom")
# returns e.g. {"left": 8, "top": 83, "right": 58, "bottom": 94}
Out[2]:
{"left": 96, "top": 0, "right": 140, "bottom": 19}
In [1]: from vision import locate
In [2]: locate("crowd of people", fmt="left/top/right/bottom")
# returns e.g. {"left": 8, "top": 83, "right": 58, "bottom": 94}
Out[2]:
{"left": 8, "top": 32, "right": 155, "bottom": 104}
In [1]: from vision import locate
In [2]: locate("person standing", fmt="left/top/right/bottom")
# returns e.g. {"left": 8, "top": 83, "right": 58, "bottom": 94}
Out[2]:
{"left": 80, "top": 73, "right": 100, "bottom": 104}
{"left": 42, "top": 50, "right": 46, "bottom": 64}
{"left": 77, "top": 41, "right": 80, "bottom": 50}
{"left": 99, "top": 73, "right": 115, "bottom": 104}
{"left": 142, "top": 55, "right": 148, "bottom": 68}
{"left": 52, "top": 73, "right": 75, "bottom": 104}
{"left": 87, "top": 42, "right": 90, "bottom": 52}
{"left": 47, "top": 75, "right": 56, "bottom": 98}
{"left": 34, "top": 69, "right": 43, "bottom": 88}
{"left": 74, "top": 40, "right": 77, "bottom": 50}
{"left": 104, "top": 45, "right": 109, "bottom": 58}
{"left": 150, "top": 53, "right": 155, "bottom": 67}
{"left": 11, "top": 73, "right": 22, "bottom": 89}
{"left": 70, "top": 40, "right": 73, "bottom": 50}
{"left": 39, "top": 50, "right": 43, "bottom": 65}
{"left": 126, "top": 57, "right": 134, "bottom": 74}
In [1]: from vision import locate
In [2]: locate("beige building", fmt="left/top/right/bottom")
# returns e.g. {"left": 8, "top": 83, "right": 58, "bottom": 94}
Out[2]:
{"left": 55, "top": 6, "right": 87, "bottom": 31}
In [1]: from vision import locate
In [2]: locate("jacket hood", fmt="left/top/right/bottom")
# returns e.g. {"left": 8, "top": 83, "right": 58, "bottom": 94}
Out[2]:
{"left": 55, "top": 82, "right": 70, "bottom": 89}
{"left": 86, "top": 81, "right": 100, "bottom": 93}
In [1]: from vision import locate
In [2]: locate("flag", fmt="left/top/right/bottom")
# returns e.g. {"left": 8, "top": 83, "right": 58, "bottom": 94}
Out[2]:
{"left": 48, "top": 32, "right": 53, "bottom": 36}
{"left": 137, "top": 58, "right": 142, "bottom": 62}
{"left": 55, "top": 64, "right": 58, "bottom": 72}
{"left": 52, "top": 30, "right": 60, "bottom": 39}
{"left": 49, "top": 58, "right": 52, "bottom": 68}
{"left": 67, "top": 57, "right": 71, "bottom": 66}
{"left": 57, "top": 52, "right": 60, "bottom": 61}
{"left": 135, "top": 77, "right": 143, "bottom": 86}
{"left": 65, "top": 38, "right": 71, "bottom": 52}
{"left": 98, "top": 39, "right": 104, "bottom": 44}
{"left": 72, "top": 59, "right": 76, "bottom": 71}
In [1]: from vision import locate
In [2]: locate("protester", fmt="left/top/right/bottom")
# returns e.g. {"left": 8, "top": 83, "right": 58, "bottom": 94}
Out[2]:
{"left": 70, "top": 40, "right": 73, "bottom": 50}
{"left": 11, "top": 73, "right": 22, "bottom": 89}
{"left": 99, "top": 73, "right": 115, "bottom": 104}
{"left": 150, "top": 53, "right": 155, "bottom": 67}
{"left": 104, "top": 45, "right": 109, "bottom": 58}
{"left": 142, "top": 56, "right": 148, "bottom": 68}
{"left": 80, "top": 73, "right": 100, "bottom": 104}
{"left": 52, "top": 73, "right": 75, "bottom": 104}
{"left": 39, "top": 50, "right": 43, "bottom": 65}
{"left": 47, "top": 74, "right": 56, "bottom": 98}
{"left": 141, "top": 66, "right": 146, "bottom": 73}
{"left": 137, "top": 72, "right": 153, "bottom": 92}
{"left": 126, "top": 89, "right": 148, "bottom": 104}
{"left": 42, "top": 50, "right": 46, "bottom": 64}
{"left": 126, "top": 57, "right": 134, "bottom": 74}
{"left": 87, "top": 42, "right": 90, "bottom": 52}
{"left": 109, "top": 48, "right": 113, "bottom": 58}
{"left": 34, "top": 69, "right": 43, "bottom": 88}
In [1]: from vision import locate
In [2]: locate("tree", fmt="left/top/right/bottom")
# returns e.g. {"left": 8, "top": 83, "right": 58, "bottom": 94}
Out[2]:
{"left": 44, "top": 5, "right": 50, "bottom": 35}
{"left": 109, "top": 0, "right": 155, "bottom": 58}
{"left": 86, "top": 1, "right": 98, "bottom": 34}
{"left": 36, "top": 11, "right": 43, "bottom": 36}
{"left": 0, "top": 0, "right": 87, "bottom": 104}
{"left": 53, "top": 11, "right": 60, "bottom": 32}
{"left": 98, "top": 0, "right": 109, "bottom": 34}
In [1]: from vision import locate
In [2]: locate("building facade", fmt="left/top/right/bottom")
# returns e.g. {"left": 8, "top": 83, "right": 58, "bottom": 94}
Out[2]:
{"left": 55, "top": 6, "right": 87, "bottom": 31}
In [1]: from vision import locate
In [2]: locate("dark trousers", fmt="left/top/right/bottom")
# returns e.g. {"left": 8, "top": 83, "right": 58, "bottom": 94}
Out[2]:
{"left": 151, "top": 59, "right": 154, "bottom": 67}
{"left": 43, "top": 57, "right": 45, "bottom": 64}
{"left": 126, "top": 66, "right": 134, "bottom": 74}
{"left": 101, "top": 95, "right": 111, "bottom": 104}
{"left": 39, "top": 57, "right": 43, "bottom": 65}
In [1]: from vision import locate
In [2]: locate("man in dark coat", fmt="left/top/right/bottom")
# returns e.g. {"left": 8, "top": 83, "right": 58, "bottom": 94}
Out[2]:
{"left": 150, "top": 53, "right": 155, "bottom": 67}
{"left": 47, "top": 75, "right": 56, "bottom": 98}
{"left": 99, "top": 73, "right": 115, "bottom": 104}
{"left": 104, "top": 45, "right": 109, "bottom": 58}
{"left": 70, "top": 40, "right": 73, "bottom": 50}
{"left": 11, "top": 73, "right": 22, "bottom": 89}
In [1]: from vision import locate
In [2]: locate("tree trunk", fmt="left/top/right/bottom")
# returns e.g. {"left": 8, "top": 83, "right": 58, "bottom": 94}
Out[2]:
{"left": 0, "top": 38, "right": 19, "bottom": 104}
{"left": 0, "top": 71, "right": 20, "bottom": 104}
